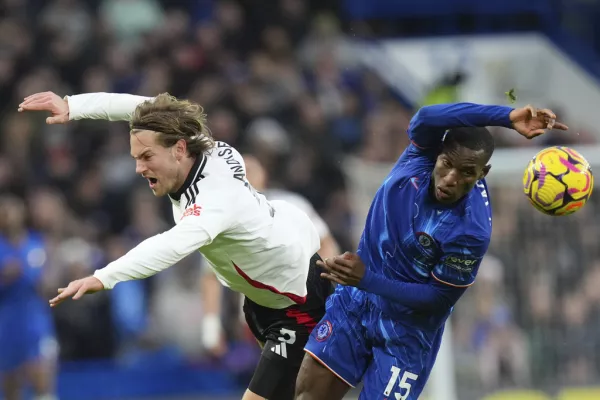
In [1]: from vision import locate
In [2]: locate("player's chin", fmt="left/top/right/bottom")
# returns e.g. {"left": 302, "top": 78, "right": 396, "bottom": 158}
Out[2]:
{"left": 150, "top": 184, "right": 167, "bottom": 197}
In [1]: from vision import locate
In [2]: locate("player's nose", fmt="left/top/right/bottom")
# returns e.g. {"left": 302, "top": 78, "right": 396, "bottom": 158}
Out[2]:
{"left": 135, "top": 160, "right": 147, "bottom": 175}
{"left": 443, "top": 169, "right": 459, "bottom": 187}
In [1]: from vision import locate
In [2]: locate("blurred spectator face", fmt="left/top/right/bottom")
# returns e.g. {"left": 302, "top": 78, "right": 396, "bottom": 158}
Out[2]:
{"left": 139, "top": 60, "right": 171, "bottom": 96}
{"left": 215, "top": 0, "right": 243, "bottom": 33}
{"left": 161, "top": 9, "right": 190, "bottom": 41}
{"left": 262, "top": 26, "right": 292, "bottom": 58}
{"left": 196, "top": 23, "right": 223, "bottom": 53}
{"left": 299, "top": 96, "right": 326, "bottom": 129}
{"left": 562, "top": 293, "right": 588, "bottom": 326}
{"left": 242, "top": 154, "right": 267, "bottom": 192}
{"left": 130, "top": 130, "right": 189, "bottom": 197}
{"left": 0, "top": 195, "right": 26, "bottom": 233}
{"left": 0, "top": 19, "right": 32, "bottom": 56}
{"left": 280, "top": 0, "right": 306, "bottom": 20}
{"left": 28, "top": 188, "right": 67, "bottom": 234}
{"left": 249, "top": 52, "right": 275, "bottom": 82}
{"left": 82, "top": 66, "right": 112, "bottom": 92}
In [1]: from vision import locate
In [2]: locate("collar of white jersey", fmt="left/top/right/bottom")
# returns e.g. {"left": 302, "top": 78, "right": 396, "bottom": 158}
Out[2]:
{"left": 169, "top": 155, "right": 206, "bottom": 202}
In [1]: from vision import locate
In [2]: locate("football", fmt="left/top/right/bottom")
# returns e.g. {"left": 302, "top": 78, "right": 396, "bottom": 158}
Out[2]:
{"left": 523, "top": 146, "right": 593, "bottom": 216}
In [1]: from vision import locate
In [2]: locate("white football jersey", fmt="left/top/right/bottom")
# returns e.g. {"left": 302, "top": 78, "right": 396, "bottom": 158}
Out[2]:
{"left": 68, "top": 93, "right": 320, "bottom": 309}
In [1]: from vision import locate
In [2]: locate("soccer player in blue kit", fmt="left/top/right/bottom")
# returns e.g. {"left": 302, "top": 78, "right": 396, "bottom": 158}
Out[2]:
{"left": 0, "top": 196, "right": 57, "bottom": 400}
{"left": 295, "top": 103, "right": 568, "bottom": 400}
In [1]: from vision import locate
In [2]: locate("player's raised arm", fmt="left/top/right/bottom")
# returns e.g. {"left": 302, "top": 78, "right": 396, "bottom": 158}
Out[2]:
{"left": 408, "top": 103, "right": 514, "bottom": 148}
{"left": 18, "top": 91, "right": 153, "bottom": 123}
{"left": 408, "top": 103, "right": 568, "bottom": 148}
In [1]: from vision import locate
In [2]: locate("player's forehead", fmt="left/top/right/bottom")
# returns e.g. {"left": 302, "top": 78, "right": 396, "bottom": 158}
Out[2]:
{"left": 442, "top": 146, "right": 486, "bottom": 167}
{"left": 130, "top": 130, "right": 160, "bottom": 157}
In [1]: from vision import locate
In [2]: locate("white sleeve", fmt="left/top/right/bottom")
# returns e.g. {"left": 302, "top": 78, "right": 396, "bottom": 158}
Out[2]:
{"left": 94, "top": 179, "right": 238, "bottom": 289}
{"left": 65, "top": 92, "right": 153, "bottom": 122}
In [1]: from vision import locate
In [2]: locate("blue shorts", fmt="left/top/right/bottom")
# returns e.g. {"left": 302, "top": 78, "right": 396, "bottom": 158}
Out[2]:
{"left": 305, "top": 286, "right": 444, "bottom": 400}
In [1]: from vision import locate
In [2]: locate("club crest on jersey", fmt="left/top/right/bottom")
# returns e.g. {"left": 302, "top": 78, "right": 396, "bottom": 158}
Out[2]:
{"left": 181, "top": 204, "right": 202, "bottom": 219}
{"left": 315, "top": 320, "right": 332, "bottom": 342}
{"left": 417, "top": 232, "right": 434, "bottom": 248}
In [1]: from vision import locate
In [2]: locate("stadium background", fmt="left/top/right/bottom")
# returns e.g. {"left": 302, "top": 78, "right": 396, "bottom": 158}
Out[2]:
{"left": 2, "top": 0, "right": 600, "bottom": 399}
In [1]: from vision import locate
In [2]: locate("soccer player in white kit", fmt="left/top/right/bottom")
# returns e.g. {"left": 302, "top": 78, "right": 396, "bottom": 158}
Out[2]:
{"left": 18, "top": 91, "right": 334, "bottom": 400}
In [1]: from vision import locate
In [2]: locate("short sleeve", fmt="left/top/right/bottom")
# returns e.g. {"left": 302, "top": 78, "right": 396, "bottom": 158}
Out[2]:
{"left": 431, "top": 236, "right": 489, "bottom": 288}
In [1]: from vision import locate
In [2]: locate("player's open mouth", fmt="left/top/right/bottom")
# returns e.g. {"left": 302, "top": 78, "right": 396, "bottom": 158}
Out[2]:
{"left": 436, "top": 186, "right": 452, "bottom": 200}
{"left": 147, "top": 177, "right": 158, "bottom": 188}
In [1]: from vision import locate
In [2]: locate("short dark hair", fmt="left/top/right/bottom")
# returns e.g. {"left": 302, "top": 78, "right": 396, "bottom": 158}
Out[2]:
{"left": 442, "top": 127, "right": 495, "bottom": 164}
{"left": 130, "top": 93, "right": 214, "bottom": 156}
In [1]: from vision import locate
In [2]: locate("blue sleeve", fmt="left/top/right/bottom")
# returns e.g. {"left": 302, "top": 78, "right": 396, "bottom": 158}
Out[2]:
{"left": 358, "top": 269, "right": 466, "bottom": 312}
{"left": 357, "top": 235, "right": 489, "bottom": 311}
{"left": 431, "top": 235, "right": 488, "bottom": 288}
{"left": 408, "top": 103, "right": 514, "bottom": 149}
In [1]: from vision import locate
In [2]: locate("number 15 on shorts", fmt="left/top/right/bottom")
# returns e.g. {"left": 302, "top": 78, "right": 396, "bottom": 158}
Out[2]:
{"left": 383, "top": 366, "right": 419, "bottom": 400}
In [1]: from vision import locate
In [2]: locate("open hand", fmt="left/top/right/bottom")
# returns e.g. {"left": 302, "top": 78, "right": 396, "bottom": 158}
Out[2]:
{"left": 18, "top": 91, "right": 70, "bottom": 125}
{"left": 317, "top": 252, "right": 365, "bottom": 287}
{"left": 49, "top": 276, "right": 104, "bottom": 307}
{"left": 510, "top": 105, "right": 568, "bottom": 139}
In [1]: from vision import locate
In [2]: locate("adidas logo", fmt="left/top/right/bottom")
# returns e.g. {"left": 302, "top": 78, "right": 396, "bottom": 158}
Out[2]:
{"left": 270, "top": 343, "right": 288, "bottom": 358}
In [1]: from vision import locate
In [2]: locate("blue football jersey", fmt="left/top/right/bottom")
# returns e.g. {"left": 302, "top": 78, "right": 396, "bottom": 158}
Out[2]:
{"left": 356, "top": 103, "right": 509, "bottom": 328}
{"left": 0, "top": 231, "right": 51, "bottom": 325}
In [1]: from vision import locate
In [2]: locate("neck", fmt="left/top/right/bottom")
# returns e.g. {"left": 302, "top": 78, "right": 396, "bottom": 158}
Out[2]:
{"left": 176, "top": 157, "right": 196, "bottom": 191}
{"left": 170, "top": 155, "right": 203, "bottom": 201}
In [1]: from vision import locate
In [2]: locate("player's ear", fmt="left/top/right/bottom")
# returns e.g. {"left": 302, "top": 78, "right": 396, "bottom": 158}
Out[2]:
{"left": 481, "top": 164, "right": 491, "bottom": 178}
{"left": 174, "top": 138, "right": 187, "bottom": 161}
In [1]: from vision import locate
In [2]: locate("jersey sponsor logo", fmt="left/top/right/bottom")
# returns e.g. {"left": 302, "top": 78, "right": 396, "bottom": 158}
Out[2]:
{"left": 315, "top": 320, "right": 332, "bottom": 342}
{"left": 443, "top": 254, "right": 478, "bottom": 273}
{"left": 181, "top": 204, "right": 202, "bottom": 219}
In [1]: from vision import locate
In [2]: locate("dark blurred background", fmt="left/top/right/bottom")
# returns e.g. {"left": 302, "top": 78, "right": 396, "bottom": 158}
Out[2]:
{"left": 2, "top": 0, "right": 600, "bottom": 399}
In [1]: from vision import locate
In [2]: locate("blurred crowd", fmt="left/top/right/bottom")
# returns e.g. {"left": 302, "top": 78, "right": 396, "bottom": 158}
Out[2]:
{"left": 452, "top": 186, "right": 600, "bottom": 397}
{"left": 1, "top": 0, "right": 600, "bottom": 398}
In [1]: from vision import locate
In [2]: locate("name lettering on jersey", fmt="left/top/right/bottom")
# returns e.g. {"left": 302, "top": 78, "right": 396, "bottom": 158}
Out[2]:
{"left": 443, "top": 254, "right": 479, "bottom": 273}
{"left": 181, "top": 204, "right": 202, "bottom": 219}
{"left": 476, "top": 181, "right": 489, "bottom": 206}
{"left": 216, "top": 142, "right": 245, "bottom": 182}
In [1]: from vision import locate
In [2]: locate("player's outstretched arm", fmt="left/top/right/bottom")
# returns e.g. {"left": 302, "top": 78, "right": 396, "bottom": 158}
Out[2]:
{"left": 19, "top": 91, "right": 152, "bottom": 123}
{"left": 319, "top": 251, "right": 478, "bottom": 312}
{"left": 48, "top": 218, "right": 213, "bottom": 307}
{"left": 408, "top": 103, "right": 567, "bottom": 148}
